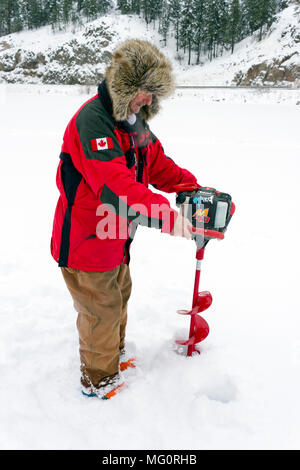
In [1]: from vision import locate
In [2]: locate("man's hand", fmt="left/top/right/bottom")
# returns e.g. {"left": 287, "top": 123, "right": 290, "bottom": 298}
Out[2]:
{"left": 171, "top": 214, "right": 193, "bottom": 240}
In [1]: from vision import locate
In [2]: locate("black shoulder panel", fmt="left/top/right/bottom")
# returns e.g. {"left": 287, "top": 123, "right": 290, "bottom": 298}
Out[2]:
{"left": 76, "top": 98, "right": 124, "bottom": 162}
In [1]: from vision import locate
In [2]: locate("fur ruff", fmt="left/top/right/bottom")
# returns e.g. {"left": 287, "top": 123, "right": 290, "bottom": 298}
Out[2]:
{"left": 105, "top": 39, "right": 175, "bottom": 121}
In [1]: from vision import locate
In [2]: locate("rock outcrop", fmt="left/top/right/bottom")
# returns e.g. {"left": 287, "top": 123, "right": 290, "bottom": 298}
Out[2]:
{"left": 0, "top": 22, "right": 115, "bottom": 84}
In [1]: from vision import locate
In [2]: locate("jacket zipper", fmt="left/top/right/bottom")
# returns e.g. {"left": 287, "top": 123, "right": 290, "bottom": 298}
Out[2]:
{"left": 122, "top": 133, "right": 142, "bottom": 263}
{"left": 129, "top": 135, "right": 138, "bottom": 181}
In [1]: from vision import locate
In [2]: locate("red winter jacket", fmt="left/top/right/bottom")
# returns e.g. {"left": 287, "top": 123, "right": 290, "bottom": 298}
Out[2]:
{"left": 51, "top": 81, "right": 197, "bottom": 271}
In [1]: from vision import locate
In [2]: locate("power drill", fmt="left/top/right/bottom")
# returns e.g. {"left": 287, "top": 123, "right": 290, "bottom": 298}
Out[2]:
{"left": 175, "top": 185, "right": 234, "bottom": 246}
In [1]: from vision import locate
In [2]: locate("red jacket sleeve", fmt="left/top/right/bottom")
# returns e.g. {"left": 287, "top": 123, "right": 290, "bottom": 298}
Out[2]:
{"left": 64, "top": 109, "right": 178, "bottom": 234}
{"left": 148, "top": 131, "right": 198, "bottom": 193}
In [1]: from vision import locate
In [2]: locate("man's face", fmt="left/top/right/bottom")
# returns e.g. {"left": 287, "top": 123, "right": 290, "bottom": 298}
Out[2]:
{"left": 129, "top": 92, "right": 153, "bottom": 115}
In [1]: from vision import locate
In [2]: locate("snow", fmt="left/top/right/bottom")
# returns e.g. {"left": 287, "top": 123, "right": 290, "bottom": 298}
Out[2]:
{"left": 3, "top": 81, "right": 300, "bottom": 105}
{"left": 179, "top": 4, "right": 300, "bottom": 86}
{"left": 1, "top": 4, "right": 299, "bottom": 87}
{"left": 0, "top": 84, "right": 300, "bottom": 450}
{"left": 0, "top": 11, "right": 168, "bottom": 85}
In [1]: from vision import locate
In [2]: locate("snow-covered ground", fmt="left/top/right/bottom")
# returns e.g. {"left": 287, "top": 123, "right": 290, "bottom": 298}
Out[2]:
{"left": 0, "top": 85, "right": 300, "bottom": 450}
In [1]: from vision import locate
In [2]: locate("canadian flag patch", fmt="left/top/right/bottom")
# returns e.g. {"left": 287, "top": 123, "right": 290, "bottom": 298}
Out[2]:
{"left": 91, "top": 137, "right": 113, "bottom": 151}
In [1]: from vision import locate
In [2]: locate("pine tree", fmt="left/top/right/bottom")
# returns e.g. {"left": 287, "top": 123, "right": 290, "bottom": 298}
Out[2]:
{"left": 117, "top": 0, "right": 131, "bottom": 14}
{"left": 168, "top": 0, "right": 181, "bottom": 52}
{"left": 0, "top": 0, "right": 22, "bottom": 35}
{"left": 179, "top": 0, "right": 195, "bottom": 65}
{"left": 76, "top": 0, "right": 84, "bottom": 13}
{"left": 0, "top": 0, "right": 5, "bottom": 35}
{"left": 149, "top": 0, "right": 162, "bottom": 27}
{"left": 48, "top": 0, "right": 63, "bottom": 30}
{"left": 0, "top": 0, "right": 10, "bottom": 35}
{"left": 26, "top": 0, "right": 43, "bottom": 29}
{"left": 131, "top": 0, "right": 141, "bottom": 15}
{"left": 101, "top": 0, "right": 111, "bottom": 14}
{"left": 243, "top": 0, "right": 258, "bottom": 34}
{"left": 62, "top": 0, "right": 73, "bottom": 24}
{"left": 141, "top": 0, "right": 151, "bottom": 25}
{"left": 258, "top": 0, "right": 277, "bottom": 40}
{"left": 193, "top": 0, "right": 206, "bottom": 64}
{"left": 159, "top": 0, "right": 170, "bottom": 46}
{"left": 216, "top": 0, "right": 229, "bottom": 56}
{"left": 243, "top": 0, "right": 277, "bottom": 39}
{"left": 204, "top": 0, "right": 221, "bottom": 61}
{"left": 82, "top": 0, "right": 99, "bottom": 20}
{"left": 227, "top": 0, "right": 242, "bottom": 53}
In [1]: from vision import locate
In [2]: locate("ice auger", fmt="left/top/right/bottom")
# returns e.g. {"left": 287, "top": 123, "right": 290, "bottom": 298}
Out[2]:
{"left": 174, "top": 183, "right": 235, "bottom": 357}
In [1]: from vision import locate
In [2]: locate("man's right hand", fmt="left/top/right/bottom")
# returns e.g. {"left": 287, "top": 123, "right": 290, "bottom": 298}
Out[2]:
{"left": 171, "top": 214, "right": 193, "bottom": 240}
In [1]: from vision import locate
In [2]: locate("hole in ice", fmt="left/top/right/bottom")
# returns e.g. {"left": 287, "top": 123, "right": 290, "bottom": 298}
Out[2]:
{"left": 196, "top": 374, "right": 237, "bottom": 404}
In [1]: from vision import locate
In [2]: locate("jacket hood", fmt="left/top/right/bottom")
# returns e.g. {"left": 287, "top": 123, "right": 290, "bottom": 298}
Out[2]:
{"left": 105, "top": 39, "right": 175, "bottom": 122}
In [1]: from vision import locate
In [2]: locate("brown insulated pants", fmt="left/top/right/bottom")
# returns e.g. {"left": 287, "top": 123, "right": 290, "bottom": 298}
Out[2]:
{"left": 61, "top": 264, "right": 132, "bottom": 390}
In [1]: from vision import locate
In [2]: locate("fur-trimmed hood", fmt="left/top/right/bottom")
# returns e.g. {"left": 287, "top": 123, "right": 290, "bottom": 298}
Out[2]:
{"left": 105, "top": 39, "right": 175, "bottom": 122}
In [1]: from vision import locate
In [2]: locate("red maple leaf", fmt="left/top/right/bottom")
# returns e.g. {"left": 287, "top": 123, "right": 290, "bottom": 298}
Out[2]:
{"left": 98, "top": 139, "right": 106, "bottom": 147}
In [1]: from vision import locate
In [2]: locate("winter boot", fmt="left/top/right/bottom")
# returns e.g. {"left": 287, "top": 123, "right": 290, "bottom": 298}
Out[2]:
{"left": 81, "top": 373, "right": 125, "bottom": 400}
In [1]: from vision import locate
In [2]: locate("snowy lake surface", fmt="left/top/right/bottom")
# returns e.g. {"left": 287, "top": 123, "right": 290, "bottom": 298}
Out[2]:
{"left": 0, "top": 85, "right": 300, "bottom": 450}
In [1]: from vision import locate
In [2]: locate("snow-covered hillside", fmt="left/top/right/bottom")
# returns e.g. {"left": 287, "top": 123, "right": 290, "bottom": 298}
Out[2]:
{"left": 0, "top": 12, "right": 165, "bottom": 85}
{"left": 181, "top": 3, "right": 300, "bottom": 87}
{"left": 0, "top": 4, "right": 299, "bottom": 87}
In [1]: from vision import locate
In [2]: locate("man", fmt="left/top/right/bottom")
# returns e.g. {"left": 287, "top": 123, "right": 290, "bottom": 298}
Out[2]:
{"left": 51, "top": 39, "right": 198, "bottom": 399}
